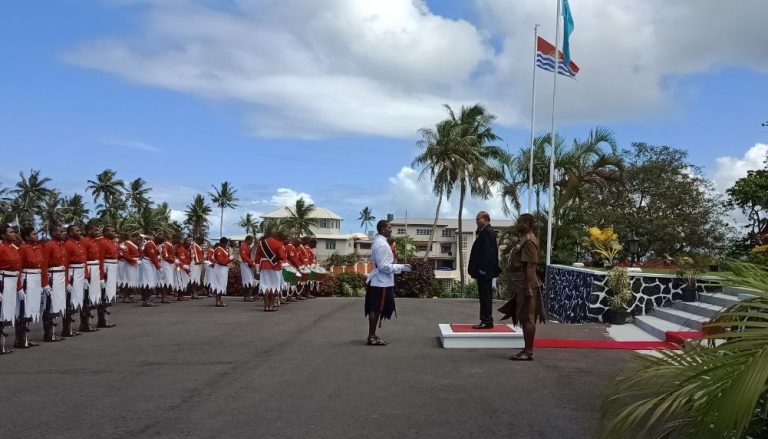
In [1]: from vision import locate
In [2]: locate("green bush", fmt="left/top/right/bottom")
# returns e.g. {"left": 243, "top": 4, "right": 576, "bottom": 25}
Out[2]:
{"left": 335, "top": 272, "right": 367, "bottom": 297}
{"left": 395, "top": 259, "right": 435, "bottom": 297}
{"left": 444, "top": 281, "right": 478, "bottom": 299}
{"left": 431, "top": 279, "right": 445, "bottom": 298}
{"left": 326, "top": 252, "right": 360, "bottom": 266}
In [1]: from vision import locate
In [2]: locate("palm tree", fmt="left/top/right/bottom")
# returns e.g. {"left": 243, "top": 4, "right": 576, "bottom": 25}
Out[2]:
{"left": 357, "top": 207, "right": 376, "bottom": 234}
{"left": 39, "top": 190, "right": 63, "bottom": 237}
{"left": 600, "top": 261, "right": 768, "bottom": 438}
{"left": 61, "top": 194, "right": 90, "bottom": 226}
{"left": 184, "top": 194, "right": 212, "bottom": 240}
{"left": 0, "top": 185, "right": 14, "bottom": 224}
{"left": 125, "top": 178, "right": 152, "bottom": 213}
{"left": 413, "top": 119, "right": 458, "bottom": 262}
{"left": 87, "top": 169, "right": 125, "bottom": 225}
{"left": 498, "top": 154, "right": 524, "bottom": 217}
{"left": 125, "top": 203, "right": 175, "bottom": 236}
{"left": 208, "top": 181, "right": 239, "bottom": 238}
{"left": 443, "top": 104, "right": 507, "bottom": 285}
{"left": 285, "top": 197, "right": 318, "bottom": 237}
{"left": 12, "top": 169, "right": 53, "bottom": 227}
{"left": 238, "top": 212, "right": 260, "bottom": 237}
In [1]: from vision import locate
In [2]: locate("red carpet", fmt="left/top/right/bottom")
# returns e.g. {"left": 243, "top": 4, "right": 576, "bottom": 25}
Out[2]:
{"left": 533, "top": 338, "right": 677, "bottom": 350}
{"left": 665, "top": 330, "right": 703, "bottom": 344}
{"left": 450, "top": 324, "right": 516, "bottom": 333}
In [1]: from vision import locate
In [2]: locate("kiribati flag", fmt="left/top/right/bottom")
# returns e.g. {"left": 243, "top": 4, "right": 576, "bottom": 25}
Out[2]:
{"left": 536, "top": 36, "right": 579, "bottom": 78}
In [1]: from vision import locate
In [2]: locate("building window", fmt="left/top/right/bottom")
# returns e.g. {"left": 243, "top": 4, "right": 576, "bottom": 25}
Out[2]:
{"left": 397, "top": 228, "right": 406, "bottom": 235}
{"left": 416, "top": 242, "right": 429, "bottom": 251}
{"left": 440, "top": 244, "right": 452, "bottom": 254}
{"left": 416, "top": 228, "right": 432, "bottom": 236}
{"left": 325, "top": 241, "right": 336, "bottom": 250}
{"left": 441, "top": 229, "right": 452, "bottom": 237}
{"left": 359, "top": 243, "right": 371, "bottom": 250}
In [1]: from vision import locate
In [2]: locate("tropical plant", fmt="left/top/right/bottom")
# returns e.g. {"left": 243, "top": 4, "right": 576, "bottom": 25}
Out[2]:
{"left": 599, "top": 261, "right": 768, "bottom": 438}
{"left": 184, "top": 194, "right": 212, "bottom": 240}
{"left": 60, "top": 193, "right": 89, "bottom": 226}
{"left": 326, "top": 252, "right": 360, "bottom": 266}
{"left": 606, "top": 266, "right": 632, "bottom": 310}
{"left": 124, "top": 203, "right": 175, "bottom": 236}
{"left": 285, "top": 197, "right": 318, "bottom": 237}
{"left": 208, "top": 181, "right": 239, "bottom": 238}
{"left": 11, "top": 169, "right": 52, "bottom": 227}
{"left": 395, "top": 258, "right": 435, "bottom": 298}
{"left": 357, "top": 206, "right": 375, "bottom": 234}
{"left": 442, "top": 103, "right": 507, "bottom": 284}
{"left": 238, "top": 212, "right": 260, "bottom": 237}
{"left": 125, "top": 177, "right": 152, "bottom": 213}
{"left": 671, "top": 255, "right": 706, "bottom": 287}
{"left": 581, "top": 227, "right": 622, "bottom": 267}
{"left": 38, "top": 190, "right": 63, "bottom": 237}
{"left": 87, "top": 169, "right": 125, "bottom": 225}
{"left": 394, "top": 235, "right": 417, "bottom": 260}
{"left": 412, "top": 119, "right": 458, "bottom": 261}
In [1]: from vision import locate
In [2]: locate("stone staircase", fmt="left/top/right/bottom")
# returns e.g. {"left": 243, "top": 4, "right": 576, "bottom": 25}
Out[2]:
{"left": 632, "top": 286, "right": 756, "bottom": 341}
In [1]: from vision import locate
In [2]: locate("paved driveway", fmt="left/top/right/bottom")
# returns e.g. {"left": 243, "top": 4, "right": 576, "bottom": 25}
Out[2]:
{"left": 0, "top": 298, "right": 632, "bottom": 438}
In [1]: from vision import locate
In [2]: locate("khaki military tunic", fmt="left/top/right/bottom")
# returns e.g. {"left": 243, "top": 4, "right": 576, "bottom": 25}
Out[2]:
{"left": 498, "top": 233, "right": 546, "bottom": 325}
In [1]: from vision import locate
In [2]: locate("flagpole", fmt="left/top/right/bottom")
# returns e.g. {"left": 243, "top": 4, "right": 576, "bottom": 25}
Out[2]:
{"left": 528, "top": 24, "right": 539, "bottom": 213}
{"left": 545, "top": 0, "right": 562, "bottom": 266}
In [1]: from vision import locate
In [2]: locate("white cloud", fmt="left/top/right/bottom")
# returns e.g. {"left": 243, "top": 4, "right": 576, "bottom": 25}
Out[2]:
{"left": 98, "top": 138, "right": 160, "bottom": 152}
{"left": 266, "top": 188, "right": 314, "bottom": 207}
{"left": 63, "top": 0, "right": 768, "bottom": 138}
{"left": 385, "top": 166, "right": 511, "bottom": 223}
{"left": 713, "top": 143, "right": 768, "bottom": 193}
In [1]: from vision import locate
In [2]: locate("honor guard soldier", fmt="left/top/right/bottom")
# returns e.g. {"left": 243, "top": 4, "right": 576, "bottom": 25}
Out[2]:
{"left": 97, "top": 225, "right": 119, "bottom": 327}
{"left": 63, "top": 225, "right": 88, "bottom": 337}
{"left": 41, "top": 225, "right": 67, "bottom": 342}
{"left": 16, "top": 226, "right": 43, "bottom": 348}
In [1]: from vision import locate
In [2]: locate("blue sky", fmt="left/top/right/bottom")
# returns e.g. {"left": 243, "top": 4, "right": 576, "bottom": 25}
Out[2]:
{"left": 1, "top": 0, "right": 766, "bottom": 236}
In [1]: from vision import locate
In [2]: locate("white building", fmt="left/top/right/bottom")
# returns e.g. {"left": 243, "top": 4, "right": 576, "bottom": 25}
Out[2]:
{"left": 260, "top": 206, "right": 366, "bottom": 261}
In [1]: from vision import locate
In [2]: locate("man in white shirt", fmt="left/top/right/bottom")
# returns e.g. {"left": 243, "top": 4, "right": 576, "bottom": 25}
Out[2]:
{"left": 365, "top": 220, "right": 410, "bottom": 345}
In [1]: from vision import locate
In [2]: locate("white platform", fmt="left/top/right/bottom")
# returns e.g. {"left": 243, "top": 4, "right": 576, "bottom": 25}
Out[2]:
{"left": 439, "top": 324, "right": 525, "bottom": 349}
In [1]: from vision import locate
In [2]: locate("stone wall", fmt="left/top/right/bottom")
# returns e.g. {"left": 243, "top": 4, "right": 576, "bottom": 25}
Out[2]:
{"left": 545, "top": 265, "right": 722, "bottom": 323}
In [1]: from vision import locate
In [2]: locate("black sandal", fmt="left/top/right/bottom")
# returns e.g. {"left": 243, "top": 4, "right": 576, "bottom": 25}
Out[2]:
{"left": 510, "top": 350, "right": 534, "bottom": 361}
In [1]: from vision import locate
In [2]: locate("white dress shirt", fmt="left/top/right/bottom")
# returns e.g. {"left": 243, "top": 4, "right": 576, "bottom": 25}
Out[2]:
{"left": 367, "top": 235, "right": 406, "bottom": 287}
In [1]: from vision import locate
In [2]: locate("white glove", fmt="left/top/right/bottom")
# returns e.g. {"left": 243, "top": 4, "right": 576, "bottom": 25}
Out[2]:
{"left": 43, "top": 286, "right": 52, "bottom": 296}
{"left": 492, "top": 278, "right": 497, "bottom": 289}
{"left": 100, "top": 280, "right": 106, "bottom": 290}
{"left": 17, "top": 290, "right": 26, "bottom": 300}
{"left": 66, "top": 285, "right": 73, "bottom": 294}
{"left": 183, "top": 265, "right": 190, "bottom": 271}
{"left": 401, "top": 264, "right": 412, "bottom": 272}
{"left": 296, "top": 273, "right": 303, "bottom": 278}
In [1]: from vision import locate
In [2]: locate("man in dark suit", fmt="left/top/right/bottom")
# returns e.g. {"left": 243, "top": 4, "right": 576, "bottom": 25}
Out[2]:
{"left": 468, "top": 211, "right": 500, "bottom": 329}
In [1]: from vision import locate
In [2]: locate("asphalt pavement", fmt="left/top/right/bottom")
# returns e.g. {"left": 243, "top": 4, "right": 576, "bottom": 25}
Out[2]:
{"left": 0, "top": 297, "right": 634, "bottom": 439}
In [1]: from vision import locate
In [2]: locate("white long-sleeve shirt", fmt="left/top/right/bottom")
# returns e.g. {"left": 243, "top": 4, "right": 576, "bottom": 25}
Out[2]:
{"left": 367, "top": 235, "right": 406, "bottom": 287}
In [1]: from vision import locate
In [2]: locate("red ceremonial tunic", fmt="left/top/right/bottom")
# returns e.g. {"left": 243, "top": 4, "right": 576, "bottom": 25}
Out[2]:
{"left": 81, "top": 236, "right": 100, "bottom": 261}
{"left": 19, "top": 242, "right": 43, "bottom": 269}
{"left": 142, "top": 241, "right": 161, "bottom": 270}
{"left": 97, "top": 237, "right": 119, "bottom": 279}
{"left": 239, "top": 242, "right": 254, "bottom": 266}
{"left": 160, "top": 242, "right": 176, "bottom": 264}
{"left": 255, "top": 237, "right": 286, "bottom": 271}
{"left": 42, "top": 239, "right": 67, "bottom": 286}
{"left": 296, "top": 245, "right": 309, "bottom": 266}
{"left": 191, "top": 243, "right": 204, "bottom": 264}
{"left": 176, "top": 245, "right": 191, "bottom": 266}
{"left": 122, "top": 241, "right": 140, "bottom": 265}
{"left": 213, "top": 246, "right": 231, "bottom": 266}
{"left": 284, "top": 244, "right": 303, "bottom": 268}
{"left": 0, "top": 242, "right": 22, "bottom": 290}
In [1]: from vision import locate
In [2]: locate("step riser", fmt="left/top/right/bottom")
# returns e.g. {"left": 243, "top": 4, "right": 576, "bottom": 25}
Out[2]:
{"left": 653, "top": 309, "right": 704, "bottom": 331}
{"left": 633, "top": 318, "right": 667, "bottom": 340}
{"left": 699, "top": 294, "right": 739, "bottom": 308}
{"left": 672, "top": 302, "right": 720, "bottom": 318}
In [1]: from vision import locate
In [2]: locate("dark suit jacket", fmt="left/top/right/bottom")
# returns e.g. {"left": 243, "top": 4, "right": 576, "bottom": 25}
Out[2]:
{"left": 468, "top": 224, "right": 501, "bottom": 280}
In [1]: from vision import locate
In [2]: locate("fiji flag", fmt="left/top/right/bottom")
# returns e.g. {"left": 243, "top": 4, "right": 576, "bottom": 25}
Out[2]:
{"left": 562, "top": 0, "right": 574, "bottom": 66}
{"left": 536, "top": 36, "right": 579, "bottom": 78}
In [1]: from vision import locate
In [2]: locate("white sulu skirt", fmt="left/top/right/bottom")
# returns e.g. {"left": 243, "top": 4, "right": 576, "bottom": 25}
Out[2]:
{"left": 87, "top": 261, "right": 101, "bottom": 305}
{"left": 204, "top": 264, "right": 214, "bottom": 287}
{"left": 68, "top": 265, "right": 85, "bottom": 309}
{"left": 212, "top": 264, "right": 229, "bottom": 295}
{"left": 123, "top": 261, "right": 140, "bottom": 288}
{"left": 1, "top": 270, "right": 18, "bottom": 325}
{"left": 117, "top": 260, "right": 126, "bottom": 287}
{"left": 104, "top": 260, "right": 118, "bottom": 302}
{"left": 140, "top": 259, "right": 158, "bottom": 288}
{"left": 21, "top": 270, "right": 43, "bottom": 323}
{"left": 160, "top": 261, "right": 175, "bottom": 288}
{"left": 49, "top": 268, "right": 67, "bottom": 315}
{"left": 259, "top": 269, "right": 281, "bottom": 293}
{"left": 177, "top": 268, "right": 190, "bottom": 291}
{"left": 190, "top": 264, "right": 202, "bottom": 285}
{"left": 240, "top": 262, "right": 255, "bottom": 287}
